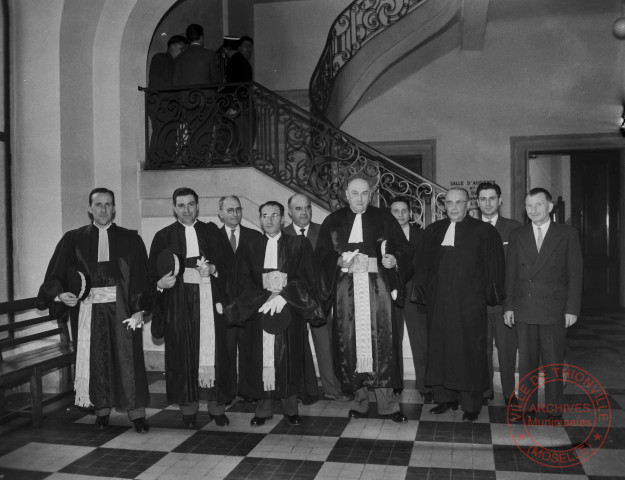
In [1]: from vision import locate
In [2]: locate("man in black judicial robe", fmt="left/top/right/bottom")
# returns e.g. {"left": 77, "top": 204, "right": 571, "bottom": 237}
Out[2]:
{"left": 316, "top": 177, "right": 413, "bottom": 422}
{"left": 148, "top": 187, "right": 233, "bottom": 428}
{"left": 227, "top": 201, "right": 320, "bottom": 426}
{"left": 37, "top": 188, "right": 151, "bottom": 432}
{"left": 419, "top": 188, "right": 505, "bottom": 421}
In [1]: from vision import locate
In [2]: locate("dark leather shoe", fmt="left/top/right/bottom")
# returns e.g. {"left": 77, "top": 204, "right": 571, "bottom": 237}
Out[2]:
{"left": 430, "top": 401, "right": 458, "bottom": 414}
{"left": 133, "top": 417, "right": 150, "bottom": 433}
{"left": 250, "top": 415, "right": 272, "bottom": 426}
{"left": 210, "top": 414, "right": 230, "bottom": 427}
{"left": 462, "top": 411, "right": 479, "bottom": 422}
{"left": 385, "top": 411, "right": 408, "bottom": 423}
{"left": 482, "top": 393, "right": 494, "bottom": 406}
{"left": 285, "top": 414, "right": 302, "bottom": 425}
{"left": 421, "top": 392, "right": 434, "bottom": 404}
{"left": 182, "top": 414, "right": 197, "bottom": 428}
{"left": 94, "top": 415, "right": 109, "bottom": 429}
{"left": 324, "top": 392, "right": 354, "bottom": 402}
{"left": 504, "top": 396, "right": 519, "bottom": 407}
{"left": 348, "top": 409, "right": 368, "bottom": 419}
{"left": 524, "top": 411, "right": 537, "bottom": 421}
{"left": 549, "top": 414, "right": 563, "bottom": 426}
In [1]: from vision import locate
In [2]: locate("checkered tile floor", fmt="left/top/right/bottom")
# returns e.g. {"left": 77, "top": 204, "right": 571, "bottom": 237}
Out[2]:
{"left": 1, "top": 312, "right": 625, "bottom": 479}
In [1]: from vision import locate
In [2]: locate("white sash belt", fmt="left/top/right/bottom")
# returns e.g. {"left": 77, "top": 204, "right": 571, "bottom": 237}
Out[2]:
{"left": 75, "top": 286, "right": 116, "bottom": 408}
{"left": 348, "top": 255, "right": 376, "bottom": 374}
{"left": 183, "top": 269, "right": 216, "bottom": 388}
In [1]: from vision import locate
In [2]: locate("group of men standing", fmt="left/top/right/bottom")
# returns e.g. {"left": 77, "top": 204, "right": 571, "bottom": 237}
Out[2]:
{"left": 36, "top": 177, "right": 582, "bottom": 432}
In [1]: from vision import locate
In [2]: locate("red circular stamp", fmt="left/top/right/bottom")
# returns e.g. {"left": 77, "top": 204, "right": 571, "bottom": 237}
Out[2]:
{"left": 507, "top": 363, "right": 611, "bottom": 468}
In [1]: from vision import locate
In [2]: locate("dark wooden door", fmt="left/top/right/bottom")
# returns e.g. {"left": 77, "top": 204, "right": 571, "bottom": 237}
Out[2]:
{"left": 570, "top": 150, "right": 621, "bottom": 309}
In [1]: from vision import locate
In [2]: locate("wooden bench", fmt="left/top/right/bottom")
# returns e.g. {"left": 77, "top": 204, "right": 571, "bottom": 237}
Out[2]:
{"left": 0, "top": 297, "right": 75, "bottom": 427}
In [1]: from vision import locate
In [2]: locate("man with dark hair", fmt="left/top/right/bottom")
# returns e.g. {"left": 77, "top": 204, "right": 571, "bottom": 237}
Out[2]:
{"left": 419, "top": 187, "right": 505, "bottom": 421}
{"left": 475, "top": 182, "right": 522, "bottom": 407}
{"left": 37, "top": 188, "right": 151, "bottom": 432}
{"left": 283, "top": 193, "right": 351, "bottom": 402}
{"left": 389, "top": 196, "right": 431, "bottom": 404}
{"left": 316, "top": 176, "right": 413, "bottom": 422}
{"left": 217, "top": 195, "right": 262, "bottom": 401}
{"left": 149, "top": 35, "right": 188, "bottom": 88}
{"left": 227, "top": 200, "right": 320, "bottom": 426}
{"left": 148, "top": 187, "right": 233, "bottom": 428}
{"left": 173, "top": 24, "right": 220, "bottom": 86}
{"left": 504, "top": 187, "right": 583, "bottom": 423}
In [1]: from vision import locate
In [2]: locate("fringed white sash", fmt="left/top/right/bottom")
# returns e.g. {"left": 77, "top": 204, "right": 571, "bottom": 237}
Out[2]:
{"left": 75, "top": 286, "right": 116, "bottom": 408}
{"left": 183, "top": 268, "right": 217, "bottom": 388}
{"left": 262, "top": 331, "right": 275, "bottom": 391}
{"left": 348, "top": 254, "right": 377, "bottom": 374}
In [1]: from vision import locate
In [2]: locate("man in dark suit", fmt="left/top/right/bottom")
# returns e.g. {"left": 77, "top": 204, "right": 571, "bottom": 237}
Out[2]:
{"left": 217, "top": 195, "right": 262, "bottom": 401}
{"left": 173, "top": 24, "right": 221, "bottom": 165}
{"left": 504, "top": 187, "right": 583, "bottom": 423}
{"left": 476, "top": 182, "right": 522, "bottom": 406}
{"left": 389, "top": 196, "right": 432, "bottom": 404}
{"left": 283, "top": 193, "right": 351, "bottom": 402}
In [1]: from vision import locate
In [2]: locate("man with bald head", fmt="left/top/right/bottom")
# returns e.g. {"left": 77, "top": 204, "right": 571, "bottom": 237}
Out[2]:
{"left": 283, "top": 193, "right": 350, "bottom": 401}
{"left": 418, "top": 188, "right": 505, "bottom": 421}
{"left": 316, "top": 176, "right": 413, "bottom": 421}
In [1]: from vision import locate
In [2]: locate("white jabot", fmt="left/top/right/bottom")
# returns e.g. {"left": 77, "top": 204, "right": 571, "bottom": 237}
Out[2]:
{"left": 441, "top": 221, "right": 456, "bottom": 246}
{"left": 402, "top": 224, "right": 410, "bottom": 240}
{"left": 348, "top": 213, "right": 364, "bottom": 243}
{"left": 95, "top": 223, "right": 111, "bottom": 262}
{"left": 181, "top": 221, "right": 200, "bottom": 258}
{"left": 264, "top": 232, "right": 281, "bottom": 269}
{"left": 483, "top": 214, "right": 498, "bottom": 225}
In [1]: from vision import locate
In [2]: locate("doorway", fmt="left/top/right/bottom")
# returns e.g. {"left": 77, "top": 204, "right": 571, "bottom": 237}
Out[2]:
{"left": 512, "top": 134, "right": 625, "bottom": 310}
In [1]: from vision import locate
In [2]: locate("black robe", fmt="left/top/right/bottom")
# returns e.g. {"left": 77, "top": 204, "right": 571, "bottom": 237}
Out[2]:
{"left": 420, "top": 216, "right": 505, "bottom": 392}
{"left": 315, "top": 206, "right": 413, "bottom": 391}
{"left": 229, "top": 234, "right": 321, "bottom": 401}
{"left": 36, "top": 224, "right": 151, "bottom": 412}
{"left": 148, "top": 221, "right": 233, "bottom": 406}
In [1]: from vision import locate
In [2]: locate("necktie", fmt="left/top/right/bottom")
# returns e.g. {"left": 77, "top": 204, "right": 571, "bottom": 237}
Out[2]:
{"left": 299, "top": 228, "right": 305, "bottom": 236}
{"left": 536, "top": 227, "right": 543, "bottom": 252}
{"left": 230, "top": 229, "right": 237, "bottom": 252}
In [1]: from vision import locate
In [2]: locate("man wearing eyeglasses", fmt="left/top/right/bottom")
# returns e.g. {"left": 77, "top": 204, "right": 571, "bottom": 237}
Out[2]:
{"left": 217, "top": 195, "right": 262, "bottom": 401}
{"left": 418, "top": 188, "right": 505, "bottom": 421}
{"left": 226, "top": 201, "right": 321, "bottom": 426}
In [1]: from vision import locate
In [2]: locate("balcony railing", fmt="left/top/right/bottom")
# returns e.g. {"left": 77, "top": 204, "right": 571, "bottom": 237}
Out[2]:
{"left": 309, "top": 0, "right": 427, "bottom": 117}
{"left": 140, "top": 82, "right": 446, "bottom": 225}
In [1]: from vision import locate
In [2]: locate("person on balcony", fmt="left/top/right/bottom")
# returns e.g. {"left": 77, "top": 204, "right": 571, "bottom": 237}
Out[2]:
{"left": 226, "top": 201, "right": 321, "bottom": 426}
{"left": 148, "top": 187, "right": 233, "bottom": 429}
{"left": 147, "top": 35, "right": 188, "bottom": 166}
{"left": 282, "top": 193, "right": 352, "bottom": 402}
{"left": 389, "top": 196, "right": 432, "bottom": 404}
{"left": 173, "top": 24, "right": 220, "bottom": 87}
{"left": 36, "top": 188, "right": 151, "bottom": 433}
{"left": 217, "top": 195, "right": 262, "bottom": 402}
{"left": 418, "top": 188, "right": 505, "bottom": 422}
{"left": 315, "top": 176, "right": 413, "bottom": 423}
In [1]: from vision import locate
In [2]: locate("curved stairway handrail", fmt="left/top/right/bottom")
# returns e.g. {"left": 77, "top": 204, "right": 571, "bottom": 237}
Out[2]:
{"left": 140, "top": 81, "right": 447, "bottom": 226}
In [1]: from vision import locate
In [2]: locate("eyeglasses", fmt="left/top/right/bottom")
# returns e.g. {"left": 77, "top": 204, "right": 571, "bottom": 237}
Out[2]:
{"left": 445, "top": 201, "right": 468, "bottom": 208}
{"left": 225, "top": 207, "right": 242, "bottom": 214}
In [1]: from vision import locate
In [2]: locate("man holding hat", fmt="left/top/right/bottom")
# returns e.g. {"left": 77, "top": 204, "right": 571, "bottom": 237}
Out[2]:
{"left": 148, "top": 187, "right": 233, "bottom": 428}
{"left": 227, "top": 201, "right": 321, "bottom": 426}
{"left": 315, "top": 175, "right": 413, "bottom": 422}
{"left": 37, "top": 188, "right": 151, "bottom": 432}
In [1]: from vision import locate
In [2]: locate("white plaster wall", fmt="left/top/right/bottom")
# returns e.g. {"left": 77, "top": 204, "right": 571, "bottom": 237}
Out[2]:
{"left": 11, "top": 0, "right": 64, "bottom": 298}
{"left": 254, "top": 0, "right": 351, "bottom": 90}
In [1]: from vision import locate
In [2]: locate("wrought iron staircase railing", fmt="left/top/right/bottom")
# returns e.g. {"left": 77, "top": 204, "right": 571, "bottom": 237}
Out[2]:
{"left": 309, "top": 0, "right": 428, "bottom": 118}
{"left": 140, "top": 81, "right": 447, "bottom": 226}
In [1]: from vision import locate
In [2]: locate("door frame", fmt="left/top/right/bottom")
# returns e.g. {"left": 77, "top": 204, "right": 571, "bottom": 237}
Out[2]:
{"left": 510, "top": 132, "right": 625, "bottom": 308}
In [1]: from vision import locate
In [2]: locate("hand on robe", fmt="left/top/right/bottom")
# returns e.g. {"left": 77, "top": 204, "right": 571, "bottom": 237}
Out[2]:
{"left": 123, "top": 311, "right": 144, "bottom": 330}
{"left": 564, "top": 313, "right": 577, "bottom": 328}
{"left": 381, "top": 254, "right": 397, "bottom": 269}
{"left": 503, "top": 310, "right": 514, "bottom": 328}
{"left": 58, "top": 292, "right": 78, "bottom": 307}
{"left": 258, "top": 294, "right": 287, "bottom": 316}
{"left": 157, "top": 271, "right": 176, "bottom": 289}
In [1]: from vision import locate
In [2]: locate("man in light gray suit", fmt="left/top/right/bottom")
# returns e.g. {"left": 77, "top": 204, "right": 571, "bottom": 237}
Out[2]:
{"left": 283, "top": 193, "right": 351, "bottom": 401}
